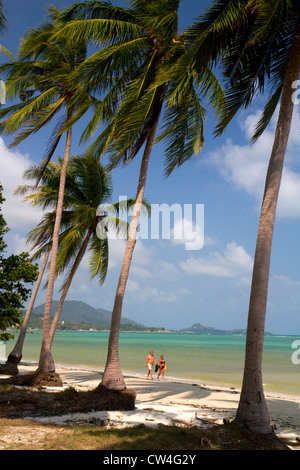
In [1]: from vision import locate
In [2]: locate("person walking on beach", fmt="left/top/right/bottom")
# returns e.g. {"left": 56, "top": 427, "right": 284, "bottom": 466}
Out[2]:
{"left": 145, "top": 350, "right": 157, "bottom": 379}
{"left": 157, "top": 354, "right": 166, "bottom": 381}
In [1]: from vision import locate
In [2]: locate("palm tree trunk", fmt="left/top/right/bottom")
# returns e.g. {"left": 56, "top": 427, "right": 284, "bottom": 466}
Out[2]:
{"left": 49, "top": 225, "right": 95, "bottom": 345}
{"left": 234, "top": 22, "right": 300, "bottom": 434}
{"left": 38, "top": 126, "right": 72, "bottom": 373}
{"left": 100, "top": 110, "right": 162, "bottom": 391}
{"left": 0, "top": 249, "right": 50, "bottom": 375}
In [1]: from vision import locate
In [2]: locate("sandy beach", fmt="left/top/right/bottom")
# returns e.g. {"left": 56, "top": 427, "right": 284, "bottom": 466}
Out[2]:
{"left": 7, "top": 363, "right": 299, "bottom": 448}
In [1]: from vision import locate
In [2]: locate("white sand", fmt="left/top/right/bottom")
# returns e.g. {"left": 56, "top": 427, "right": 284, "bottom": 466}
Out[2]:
{"left": 13, "top": 363, "right": 300, "bottom": 445}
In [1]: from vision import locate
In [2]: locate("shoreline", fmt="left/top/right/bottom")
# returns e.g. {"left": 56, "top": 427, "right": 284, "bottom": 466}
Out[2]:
{"left": 4, "top": 331, "right": 299, "bottom": 397}
{"left": 16, "top": 358, "right": 300, "bottom": 399}
{"left": 6, "top": 362, "right": 299, "bottom": 446}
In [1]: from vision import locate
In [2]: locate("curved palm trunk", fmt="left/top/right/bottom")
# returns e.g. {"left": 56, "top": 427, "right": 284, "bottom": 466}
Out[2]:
{"left": 38, "top": 126, "right": 72, "bottom": 373}
{"left": 100, "top": 110, "right": 162, "bottom": 391}
{"left": 234, "top": 23, "right": 300, "bottom": 434}
{"left": 0, "top": 249, "right": 50, "bottom": 375}
{"left": 49, "top": 225, "right": 95, "bottom": 345}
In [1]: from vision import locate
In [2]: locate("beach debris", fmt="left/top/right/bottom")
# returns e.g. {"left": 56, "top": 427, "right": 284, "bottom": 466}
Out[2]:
{"left": 90, "top": 418, "right": 110, "bottom": 426}
{"left": 200, "top": 437, "right": 211, "bottom": 448}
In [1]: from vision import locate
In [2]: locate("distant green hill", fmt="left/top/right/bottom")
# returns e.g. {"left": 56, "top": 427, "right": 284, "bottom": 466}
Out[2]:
{"left": 28, "top": 300, "right": 163, "bottom": 332}
{"left": 177, "top": 323, "right": 273, "bottom": 335}
{"left": 31, "top": 300, "right": 139, "bottom": 326}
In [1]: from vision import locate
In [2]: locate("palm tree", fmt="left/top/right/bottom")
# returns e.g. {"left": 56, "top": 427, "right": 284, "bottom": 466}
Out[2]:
{"left": 5, "top": 154, "right": 143, "bottom": 372}
{"left": 56, "top": 0, "right": 226, "bottom": 390}
{"left": 184, "top": 0, "right": 300, "bottom": 433}
{"left": 0, "top": 8, "right": 96, "bottom": 378}
{"left": 22, "top": 154, "right": 137, "bottom": 344}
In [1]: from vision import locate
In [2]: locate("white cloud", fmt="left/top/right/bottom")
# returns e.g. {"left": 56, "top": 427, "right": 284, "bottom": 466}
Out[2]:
{"left": 132, "top": 240, "right": 156, "bottom": 265}
{"left": 0, "top": 137, "right": 43, "bottom": 231}
{"left": 130, "top": 265, "right": 152, "bottom": 279}
{"left": 171, "top": 216, "right": 204, "bottom": 251}
{"left": 68, "top": 282, "right": 92, "bottom": 295}
{"left": 130, "top": 259, "right": 180, "bottom": 281}
{"left": 126, "top": 279, "right": 140, "bottom": 292}
{"left": 156, "top": 260, "right": 180, "bottom": 280}
{"left": 106, "top": 237, "right": 158, "bottom": 280}
{"left": 180, "top": 241, "right": 253, "bottom": 280}
{"left": 204, "top": 235, "right": 219, "bottom": 246}
{"left": 10, "top": 233, "right": 29, "bottom": 254}
{"left": 107, "top": 238, "right": 126, "bottom": 269}
{"left": 277, "top": 168, "right": 300, "bottom": 219}
{"left": 207, "top": 135, "right": 269, "bottom": 205}
{"left": 126, "top": 283, "right": 182, "bottom": 304}
{"left": 207, "top": 109, "right": 300, "bottom": 219}
{"left": 273, "top": 274, "right": 293, "bottom": 283}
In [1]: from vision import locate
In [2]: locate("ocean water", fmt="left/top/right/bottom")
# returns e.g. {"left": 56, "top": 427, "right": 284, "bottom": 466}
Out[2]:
{"left": 5, "top": 331, "right": 300, "bottom": 396}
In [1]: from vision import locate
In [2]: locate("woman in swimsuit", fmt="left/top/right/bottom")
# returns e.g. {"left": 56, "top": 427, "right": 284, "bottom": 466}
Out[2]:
{"left": 157, "top": 355, "right": 166, "bottom": 380}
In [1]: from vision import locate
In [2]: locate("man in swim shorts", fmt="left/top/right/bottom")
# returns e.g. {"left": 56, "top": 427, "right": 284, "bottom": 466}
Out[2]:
{"left": 145, "top": 350, "right": 157, "bottom": 379}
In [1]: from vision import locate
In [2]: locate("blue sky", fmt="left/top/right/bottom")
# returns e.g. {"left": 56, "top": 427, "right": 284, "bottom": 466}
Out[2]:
{"left": 0, "top": 0, "right": 300, "bottom": 335}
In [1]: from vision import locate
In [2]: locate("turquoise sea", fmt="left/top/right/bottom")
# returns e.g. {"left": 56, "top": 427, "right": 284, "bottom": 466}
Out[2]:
{"left": 5, "top": 331, "right": 300, "bottom": 396}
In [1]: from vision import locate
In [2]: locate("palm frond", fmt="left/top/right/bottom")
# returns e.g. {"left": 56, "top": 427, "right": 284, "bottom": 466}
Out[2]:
{"left": 52, "top": 17, "right": 142, "bottom": 46}
{"left": 0, "top": 86, "right": 59, "bottom": 139}
{"left": 60, "top": 1, "right": 134, "bottom": 25}
{"left": 251, "top": 83, "right": 282, "bottom": 142}
{"left": 79, "top": 93, "right": 116, "bottom": 143}
{"left": 8, "top": 96, "right": 66, "bottom": 147}
{"left": 88, "top": 233, "right": 109, "bottom": 285}
{"left": 78, "top": 36, "right": 148, "bottom": 86}
{"left": 55, "top": 225, "right": 88, "bottom": 277}
{"left": 106, "top": 82, "right": 164, "bottom": 168}
{"left": 158, "top": 85, "right": 205, "bottom": 177}
{"left": 0, "top": 45, "right": 14, "bottom": 60}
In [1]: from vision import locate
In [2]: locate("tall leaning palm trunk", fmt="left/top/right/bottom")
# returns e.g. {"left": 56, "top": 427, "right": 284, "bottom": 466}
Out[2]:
{"left": 100, "top": 109, "right": 161, "bottom": 390}
{"left": 234, "top": 22, "right": 300, "bottom": 434}
{"left": 38, "top": 126, "right": 72, "bottom": 374}
{"left": 49, "top": 223, "right": 95, "bottom": 345}
{"left": 0, "top": 249, "right": 50, "bottom": 375}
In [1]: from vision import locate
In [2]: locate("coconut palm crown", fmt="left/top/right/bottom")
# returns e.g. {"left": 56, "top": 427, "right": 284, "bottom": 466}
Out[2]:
{"left": 8, "top": 154, "right": 143, "bottom": 372}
